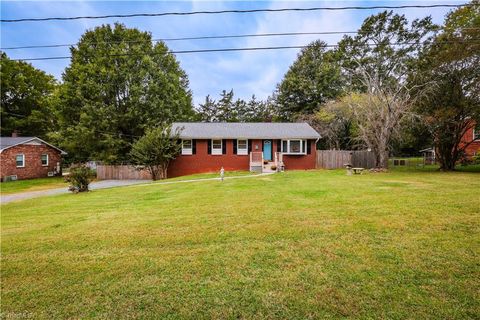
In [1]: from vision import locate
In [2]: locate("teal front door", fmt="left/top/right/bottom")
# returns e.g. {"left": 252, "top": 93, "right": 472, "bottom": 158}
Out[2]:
{"left": 263, "top": 140, "right": 272, "bottom": 161}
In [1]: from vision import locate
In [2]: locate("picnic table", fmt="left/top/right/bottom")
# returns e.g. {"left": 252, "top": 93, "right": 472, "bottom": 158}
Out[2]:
{"left": 352, "top": 167, "right": 364, "bottom": 174}
{"left": 345, "top": 164, "right": 365, "bottom": 175}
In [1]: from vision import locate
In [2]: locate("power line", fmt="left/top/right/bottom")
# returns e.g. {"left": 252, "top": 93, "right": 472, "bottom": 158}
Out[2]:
{"left": 3, "top": 27, "right": 478, "bottom": 51}
{"left": 1, "top": 31, "right": 360, "bottom": 50}
{"left": 15, "top": 46, "right": 307, "bottom": 61}
{"left": 1, "top": 3, "right": 474, "bottom": 23}
{"left": 12, "top": 39, "right": 480, "bottom": 62}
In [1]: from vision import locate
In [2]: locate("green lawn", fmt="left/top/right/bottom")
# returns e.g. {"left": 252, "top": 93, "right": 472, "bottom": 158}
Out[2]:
{"left": 0, "top": 177, "right": 68, "bottom": 194}
{"left": 1, "top": 169, "right": 479, "bottom": 319}
{"left": 164, "top": 170, "right": 256, "bottom": 181}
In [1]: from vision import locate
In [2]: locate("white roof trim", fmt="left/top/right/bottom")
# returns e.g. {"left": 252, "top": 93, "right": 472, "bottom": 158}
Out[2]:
{"left": 0, "top": 137, "right": 67, "bottom": 155}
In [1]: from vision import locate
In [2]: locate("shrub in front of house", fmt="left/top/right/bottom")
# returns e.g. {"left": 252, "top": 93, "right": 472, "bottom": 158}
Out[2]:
{"left": 68, "top": 164, "right": 94, "bottom": 193}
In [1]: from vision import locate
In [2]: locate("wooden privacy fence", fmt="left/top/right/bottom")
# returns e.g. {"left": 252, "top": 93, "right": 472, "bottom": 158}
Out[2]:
{"left": 96, "top": 165, "right": 151, "bottom": 180}
{"left": 316, "top": 150, "right": 376, "bottom": 169}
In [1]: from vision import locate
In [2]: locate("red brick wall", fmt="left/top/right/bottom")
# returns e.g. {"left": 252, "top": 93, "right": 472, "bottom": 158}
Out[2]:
{"left": 280, "top": 140, "right": 317, "bottom": 170}
{"left": 460, "top": 122, "right": 480, "bottom": 157}
{"left": 0, "top": 144, "right": 63, "bottom": 180}
{"left": 168, "top": 139, "right": 316, "bottom": 178}
{"left": 168, "top": 139, "right": 251, "bottom": 177}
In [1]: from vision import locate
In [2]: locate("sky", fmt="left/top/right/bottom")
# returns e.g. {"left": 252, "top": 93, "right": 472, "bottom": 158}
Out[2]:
{"left": 1, "top": 0, "right": 463, "bottom": 105}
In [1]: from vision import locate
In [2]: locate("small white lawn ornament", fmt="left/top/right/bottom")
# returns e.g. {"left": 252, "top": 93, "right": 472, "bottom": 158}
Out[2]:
{"left": 220, "top": 167, "right": 225, "bottom": 182}
{"left": 345, "top": 164, "right": 353, "bottom": 176}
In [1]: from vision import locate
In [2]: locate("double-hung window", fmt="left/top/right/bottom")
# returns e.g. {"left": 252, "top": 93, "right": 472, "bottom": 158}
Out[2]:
{"left": 182, "top": 139, "right": 193, "bottom": 155}
{"left": 212, "top": 139, "right": 222, "bottom": 155}
{"left": 281, "top": 139, "right": 305, "bottom": 154}
{"left": 41, "top": 154, "right": 49, "bottom": 166}
{"left": 237, "top": 139, "right": 248, "bottom": 155}
{"left": 16, "top": 154, "right": 25, "bottom": 167}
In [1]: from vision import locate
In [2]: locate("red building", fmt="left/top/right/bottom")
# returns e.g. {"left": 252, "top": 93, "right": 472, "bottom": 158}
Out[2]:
{"left": 0, "top": 136, "right": 66, "bottom": 181}
{"left": 168, "top": 122, "right": 320, "bottom": 177}
{"left": 460, "top": 121, "right": 480, "bottom": 158}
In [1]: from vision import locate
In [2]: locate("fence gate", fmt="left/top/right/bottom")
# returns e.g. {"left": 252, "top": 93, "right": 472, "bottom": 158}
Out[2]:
{"left": 316, "top": 150, "right": 375, "bottom": 169}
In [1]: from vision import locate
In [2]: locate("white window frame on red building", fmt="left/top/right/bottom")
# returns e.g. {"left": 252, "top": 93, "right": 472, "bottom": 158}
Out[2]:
{"left": 16, "top": 154, "right": 25, "bottom": 168}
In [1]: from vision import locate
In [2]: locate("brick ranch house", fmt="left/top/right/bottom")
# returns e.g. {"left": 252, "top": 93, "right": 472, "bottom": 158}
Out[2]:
{"left": 0, "top": 136, "right": 67, "bottom": 181}
{"left": 167, "top": 122, "right": 320, "bottom": 177}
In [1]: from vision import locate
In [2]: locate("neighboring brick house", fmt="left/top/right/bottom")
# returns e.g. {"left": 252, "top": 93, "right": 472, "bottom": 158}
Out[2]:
{"left": 461, "top": 123, "right": 480, "bottom": 159}
{"left": 460, "top": 121, "right": 480, "bottom": 158}
{"left": 0, "top": 136, "right": 67, "bottom": 181}
{"left": 168, "top": 122, "right": 320, "bottom": 177}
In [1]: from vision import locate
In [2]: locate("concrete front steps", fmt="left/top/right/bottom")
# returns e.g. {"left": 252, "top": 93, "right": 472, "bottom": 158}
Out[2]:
{"left": 262, "top": 161, "right": 277, "bottom": 173}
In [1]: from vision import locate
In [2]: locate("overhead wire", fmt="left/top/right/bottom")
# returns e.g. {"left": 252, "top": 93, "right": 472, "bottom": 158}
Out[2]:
{"left": 1, "top": 3, "right": 474, "bottom": 23}
{"left": 11, "top": 39, "right": 480, "bottom": 62}
{"left": 1, "top": 31, "right": 360, "bottom": 50}
{"left": 4, "top": 28, "right": 480, "bottom": 51}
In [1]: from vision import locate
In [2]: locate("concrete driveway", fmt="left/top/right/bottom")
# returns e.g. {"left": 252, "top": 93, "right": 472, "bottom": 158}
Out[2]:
{"left": 1, "top": 180, "right": 151, "bottom": 204}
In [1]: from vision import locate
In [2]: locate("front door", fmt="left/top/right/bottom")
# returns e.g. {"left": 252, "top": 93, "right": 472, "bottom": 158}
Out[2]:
{"left": 263, "top": 140, "right": 272, "bottom": 161}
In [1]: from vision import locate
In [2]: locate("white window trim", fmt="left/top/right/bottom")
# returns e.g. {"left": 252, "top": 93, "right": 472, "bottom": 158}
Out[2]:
{"left": 16, "top": 154, "right": 25, "bottom": 168}
{"left": 211, "top": 139, "right": 222, "bottom": 155}
{"left": 181, "top": 139, "right": 193, "bottom": 155}
{"left": 237, "top": 139, "right": 248, "bottom": 155}
{"left": 474, "top": 127, "right": 480, "bottom": 141}
{"left": 41, "top": 154, "right": 49, "bottom": 166}
{"left": 281, "top": 139, "right": 306, "bottom": 155}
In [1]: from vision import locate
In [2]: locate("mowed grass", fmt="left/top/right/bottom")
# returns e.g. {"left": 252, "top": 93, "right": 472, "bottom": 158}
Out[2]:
{"left": 163, "top": 170, "right": 256, "bottom": 181}
{"left": 0, "top": 177, "right": 68, "bottom": 194}
{"left": 0, "top": 171, "right": 252, "bottom": 196}
{"left": 1, "top": 169, "right": 479, "bottom": 319}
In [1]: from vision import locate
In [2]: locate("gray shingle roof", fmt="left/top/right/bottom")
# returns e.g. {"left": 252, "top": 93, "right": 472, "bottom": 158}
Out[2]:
{"left": 0, "top": 137, "right": 37, "bottom": 150}
{"left": 0, "top": 137, "right": 67, "bottom": 154}
{"left": 172, "top": 122, "right": 320, "bottom": 139}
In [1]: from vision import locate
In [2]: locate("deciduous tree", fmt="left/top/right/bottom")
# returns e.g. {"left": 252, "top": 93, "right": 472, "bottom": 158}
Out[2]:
{"left": 300, "top": 100, "right": 354, "bottom": 150}
{"left": 1, "top": 52, "right": 57, "bottom": 138}
{"left": 275, "top": 40, "right": 344, "bottom": 120}
{"left": 413, "top": 1, "right": 480, "bottom": 170}
{"left": 56, "top": 23, "right": 193, "bottom": 163}
{"left": 129, "top": 125, "right": 182, "bottom": 180}
{"left": 335, "top": 11, "right": 435, "bottom": 167}
{"left": 340, "top": 92, "right": 418, "bottom": 168}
